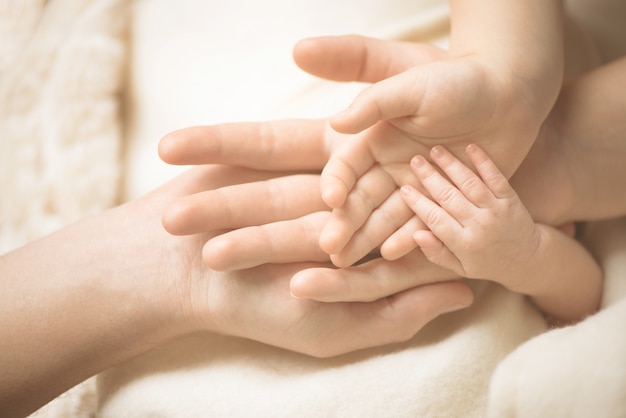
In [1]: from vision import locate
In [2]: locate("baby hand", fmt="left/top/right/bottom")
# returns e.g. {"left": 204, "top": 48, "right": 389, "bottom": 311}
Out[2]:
{"left": 320, "top": 58, "right": 547, "bottom": 266}
{"left": 400, "top": 144, "right": 540, "bottom": 283}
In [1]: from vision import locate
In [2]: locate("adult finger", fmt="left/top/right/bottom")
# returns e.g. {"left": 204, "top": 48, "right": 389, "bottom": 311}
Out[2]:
{"left": 163, "top": 174, "right": 326, "bottom": 235}
{"left": 203, "top": 212, "right": 331, "bottom": 271}
{"left": 158, "top": 120, "right": 331, "bottom": 170}
{"left": 215, "top": 262, "right": 473, "bottom": 358}
{"left": 293, "top": 35, "right": 447, "bottom": 83}
{"left": 330, "top": 190, "right": 414, "bottom": 268}
{"left": 291, "top": 249, "right": 462, "bottom": 302}
{"left": 303, "top": 280, "right": 473, "bottom": 357}
{"left": 155, "top": 165, "right": 276, "bottom": 200}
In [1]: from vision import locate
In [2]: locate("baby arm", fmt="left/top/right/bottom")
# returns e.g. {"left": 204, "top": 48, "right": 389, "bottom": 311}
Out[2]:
{"left": 400, "top": 144, "right": 601, "bottom": 323}
{"left": 319, "top": 0, "right": 565, "bottom": 264}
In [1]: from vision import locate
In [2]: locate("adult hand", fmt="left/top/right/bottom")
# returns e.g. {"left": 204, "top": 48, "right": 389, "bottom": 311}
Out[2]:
{"left": 162, "top": 37, "right": 626, "bottom": 271}
{"left": 160, "top": 123, "right": 466, "bottom": 302}
{"left": 152, "top": 165, "right": 473, "bottom": 356}
{"left": 0, "top": 162, "right": 473, "bottom": 417}
{"left": 160, "top": 36, "right": 449, "bottom": 268}
{"left": 159, "top": 121, "right": 335, "bottom": 270}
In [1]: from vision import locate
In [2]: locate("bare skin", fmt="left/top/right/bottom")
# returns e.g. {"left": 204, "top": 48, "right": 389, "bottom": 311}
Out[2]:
{"left": 316, "top": 1, "right": 564, "bottom": 266}
{"left": 400, "top": 144, "right": 601, "bottom": 322}
{"left": 0, "top": 164, "right": 472, "bottom": 417}
{"left": 160, "top": 39, "right": 626, "bottom": 305}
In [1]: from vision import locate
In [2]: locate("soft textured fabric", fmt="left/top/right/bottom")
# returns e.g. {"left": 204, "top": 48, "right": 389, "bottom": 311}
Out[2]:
{"left": 97, "top": 282, "right": 545, "bottom": 418}
{"left": 0, "top": 0, "right": 125, "bottom": 254}
{"left": 488, "top": 218, "right": 626, "bottom": 418}
{"left": 0, "top": 1, "right": 126, "bottom": 417}
{"left": 119, "top": 0, "right": 452, "bottom": 201}
{"left": 0, "top": 0, "right": 624, "bottom": 417}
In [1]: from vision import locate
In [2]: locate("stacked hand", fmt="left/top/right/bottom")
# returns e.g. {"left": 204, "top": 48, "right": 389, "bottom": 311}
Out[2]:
{"left": 294, "top": 37, "right": 552, "bottom": 267}
{"left": 157, "top": 122, "right": 472, "bottom": 350}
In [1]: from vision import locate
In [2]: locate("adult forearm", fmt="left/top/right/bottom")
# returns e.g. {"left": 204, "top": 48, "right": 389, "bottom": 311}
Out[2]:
{"left": 0, "top": 205, "right": 188, "bottom": 417}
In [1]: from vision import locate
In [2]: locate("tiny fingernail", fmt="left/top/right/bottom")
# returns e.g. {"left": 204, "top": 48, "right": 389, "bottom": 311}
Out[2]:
{"left": 400, "top": 185, "right": 413, "bottom": 195}
{"left": 411, "top": 155, "right": 425, "bottom": 168}
{"left": 431, "top": 145, "right": 444, "bottom": 158}
{"left": 466, "top": 144, "right": 478, "bottom": 154}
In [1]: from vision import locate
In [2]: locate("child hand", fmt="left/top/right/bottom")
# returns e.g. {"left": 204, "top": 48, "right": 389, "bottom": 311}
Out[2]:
{"left": 320, "top": 57, "right": 547, "bottom": 265}
{"left": 400, "top": 144, "right": 540, "bottom": 284}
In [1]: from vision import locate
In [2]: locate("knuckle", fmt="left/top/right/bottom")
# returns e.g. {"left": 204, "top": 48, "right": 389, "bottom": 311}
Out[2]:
{"left": 424, "top": 206, "right": 444, "bottom": 228}
{"left": 265, "top": 179, "right": 287, "bottom": 218}
{"left": 353, "top": 186, "right": 377, "bottom": 213}
{"left": 459, "top": 175, "right": 483, "bottom": 198}
{"left": 162, "top": 200, "right": 197, "bottom": 234}
{"left": 435, "top": 185, "right": 457, "bottom": 207}
{"left": 378, "top": 202, "right": 410, "bottom": 230}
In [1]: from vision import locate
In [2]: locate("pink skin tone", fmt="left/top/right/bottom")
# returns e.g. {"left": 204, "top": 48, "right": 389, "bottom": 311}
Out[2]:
{"left": 400, "top": 144, "right": 601, "bottom": 322}
{"left": 160, "top": 36, "right": 626, "bottom": 314}
{"left": 401, "top": 144, "right": 538, "bottom": 282}
{"left": 317, "top": 1, "right": 565, "bottom": 267}
{"left": 158, "top": 121, "right": 470, "bottom": 303}
{"left": 8, "top": 16, "right": 626, "bottom": 413}
{"left": 155, "top": 122, "right": 601, "bottom": 324}
{"left": 0, "top": 162, "right": 472, "bottom": 417}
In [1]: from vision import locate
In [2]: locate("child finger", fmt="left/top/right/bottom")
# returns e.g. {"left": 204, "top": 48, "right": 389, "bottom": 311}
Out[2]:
{"left": 465, "top": 144, "right": 517, "bottom": 199}
{"left": 409, "top": 155, "right": 476, "bottom": 224}
{"left": 329, "top": 190, "right": 414, "bottom": 268}
{"left": 319, "top": 166, "right": 396, "bottom": 254}
{"left": 400, "top": 184, "right": 462, "bottom": 245}
{"left": 380, "top": 216, "right": 425, "bottom": 261}
{"left": 320, "top": 134, "right": 375, "bottom": 208}
{"left": 413, "top": 230, "right": 464, "bottom": 276}
{"left": 331, "top": 68, "right": 427, "bottom": 134}
{"left": 428, "top": 145, "right": 495, "bottom": 208}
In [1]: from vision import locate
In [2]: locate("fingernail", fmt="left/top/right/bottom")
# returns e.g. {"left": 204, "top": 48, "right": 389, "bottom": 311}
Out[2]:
{"left": 411, "top": 155, "right": 425, "bottom": 168}
{"left": 431, "top": 145, "right": 444, "bottom": 159}
{"left": 466, "top": 144, "right": 478, "bottom": 154}
{"left": 400, "top": 185, "right": 413, "bottom": 196}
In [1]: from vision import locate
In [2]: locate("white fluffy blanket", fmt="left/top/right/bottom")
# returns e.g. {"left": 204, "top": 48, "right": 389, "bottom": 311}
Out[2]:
{"left": 1, "top": 1, "right": 624, "bottom": 417}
